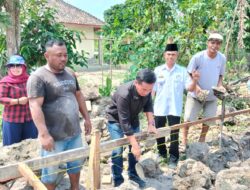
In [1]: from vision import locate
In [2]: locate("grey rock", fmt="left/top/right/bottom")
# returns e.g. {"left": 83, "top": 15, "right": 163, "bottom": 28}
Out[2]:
{"left": 186, "top": 142, "right": 209, "bottom": 163}
{"left": 174, "top": 159, "right": 215, "bottom": 190}
{"left": 215, "top": 166, "right": 250, "bottom": 189}
{"left": 138, "top": 158, "right": 163, "bottom": 178}
{"left": 239, "top": 132, "right": 250, "bottom": 160}
{"left": 91, "top": 117, "right": 105, "bottom": 130}
{"left": 206, "top": 134, "right": 241, "bottom": 173}
{"left": 91, "top": 97, "right": 111, "bottom": 117}
{"left": 81, "top": 84, "right": 100, "bottom": 101}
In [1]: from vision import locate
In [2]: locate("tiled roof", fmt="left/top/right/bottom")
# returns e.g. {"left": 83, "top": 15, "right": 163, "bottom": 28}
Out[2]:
{"left": 47, "top": 0, "right": 105, "bottom": 28}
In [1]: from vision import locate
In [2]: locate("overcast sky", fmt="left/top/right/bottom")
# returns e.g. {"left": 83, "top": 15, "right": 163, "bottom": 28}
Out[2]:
{"left": 65, "top": 0, "right": 125, "bottom": 21}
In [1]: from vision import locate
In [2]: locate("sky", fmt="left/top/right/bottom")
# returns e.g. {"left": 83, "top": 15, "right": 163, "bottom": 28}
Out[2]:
{"left": 65, "top": 0, "right": 125, "bottom": 21}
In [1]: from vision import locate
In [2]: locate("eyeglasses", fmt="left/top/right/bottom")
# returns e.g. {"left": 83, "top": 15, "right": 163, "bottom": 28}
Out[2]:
{"left": 7, "top": 64, "right": 23, "bottom": 69}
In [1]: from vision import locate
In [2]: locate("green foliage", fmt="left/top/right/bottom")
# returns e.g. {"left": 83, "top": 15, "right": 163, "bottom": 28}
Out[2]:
{"left": 99, "top": 76, "right": 113, "bottom": 97}
{"left": 0, "top": 1, "right": 8, "bottom": 76}
{"left": 103, "top": 0, "right": 249, "bottom": 77}
{"left": 19, "top": 0, "right": 87, "bottom": 70}
{"left": 227, "top": 97, "right": 250, "bottom": 110}
{"left": 0, "top": 0, "right": 88, "bottom": 72}
{"left": 0, "top": 11, "right": 11, "bottom": 29}
{"left": 224, "top": 57, "right": 249, "bottom": 85}
{"left": 0, "top": 33, "right": 7, "bottom": 76}
{"left": 244, "top": 0, "right": 250, "bottom": 51}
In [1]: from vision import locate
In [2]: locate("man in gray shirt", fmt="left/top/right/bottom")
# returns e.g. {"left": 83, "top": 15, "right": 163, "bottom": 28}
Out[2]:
{"left": 27, "top": 39, "right": 92, "bottom": 190}
{"left": 183, "top": 32, "right": 226, "bottom": 146}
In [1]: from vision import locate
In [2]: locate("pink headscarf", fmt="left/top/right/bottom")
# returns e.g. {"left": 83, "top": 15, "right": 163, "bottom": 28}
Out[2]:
{"left": 0, "top": 65, "right": 29, "bottom": 84}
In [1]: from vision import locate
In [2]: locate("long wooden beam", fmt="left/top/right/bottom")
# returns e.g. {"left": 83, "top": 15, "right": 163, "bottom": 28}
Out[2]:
{"left": 0, "top": 108, "right": 249, "bottom": 182}
{"left": 0, "top": 147, "right": 90, "bottom": 182}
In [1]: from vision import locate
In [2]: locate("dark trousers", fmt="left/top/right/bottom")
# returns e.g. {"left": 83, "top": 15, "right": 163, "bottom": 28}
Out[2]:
{"left": 2, "top": 120, "right": 38, "bottom": 146}
{"left": 155, "top": 115, "right": 180, "bottom": 161}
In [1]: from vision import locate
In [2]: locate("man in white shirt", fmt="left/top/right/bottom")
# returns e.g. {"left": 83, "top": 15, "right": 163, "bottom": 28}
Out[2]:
{"left": 152, "top": 40, "right": 199, "bottom": 168}
{"left": 183, "top": 32, "right": 226, "bottom": 146}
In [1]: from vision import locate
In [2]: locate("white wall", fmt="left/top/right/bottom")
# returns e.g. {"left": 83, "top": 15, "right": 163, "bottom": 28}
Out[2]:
{"left": 63, "top": 23, "right": 97, "bottom": 59}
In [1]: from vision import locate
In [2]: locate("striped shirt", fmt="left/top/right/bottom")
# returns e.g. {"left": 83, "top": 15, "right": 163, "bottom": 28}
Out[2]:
{"left": 0, "top": 82, "right": 32, "bottom": 123}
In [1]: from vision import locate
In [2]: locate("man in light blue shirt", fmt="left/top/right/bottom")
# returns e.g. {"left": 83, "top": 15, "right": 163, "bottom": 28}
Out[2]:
{"left": 152, "top": 39, "right": 199, "bottom": 168}
{"left": 183, "top": 32, "right": 226, "bottom": 146}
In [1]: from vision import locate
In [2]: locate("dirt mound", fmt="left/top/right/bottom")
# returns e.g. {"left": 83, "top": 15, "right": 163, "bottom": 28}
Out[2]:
{"left": 0, "top": 139, "right": 40, "bottom": 166}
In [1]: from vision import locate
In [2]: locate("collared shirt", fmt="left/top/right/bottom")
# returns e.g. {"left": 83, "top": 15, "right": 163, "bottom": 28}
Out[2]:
{"left": 187, "top": 50, "right": 226, "bottom": 101}
{"left": 153, "top": 64, "right": 189, "bottom": 117}
{"left": 106, "top": 81, "right": 153, "bottom": 136}
{"left": 0, "top": 82, "right": 32, "bottom": 123}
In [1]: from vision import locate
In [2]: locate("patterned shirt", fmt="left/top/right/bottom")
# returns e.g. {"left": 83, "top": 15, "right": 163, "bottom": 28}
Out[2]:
{"left": 0, "top": 82, "right": 32, "bottom": 123}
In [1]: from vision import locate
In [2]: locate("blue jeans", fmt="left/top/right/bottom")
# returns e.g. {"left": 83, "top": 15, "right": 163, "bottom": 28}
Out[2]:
{"left": 107, "top": 122, "right": 140, "bottom": 184}
{"left": 2, "top": 120, "right": 38, "bottom": 146}
{"left": 41, "top": 134, "right": 84, "bottom": 184}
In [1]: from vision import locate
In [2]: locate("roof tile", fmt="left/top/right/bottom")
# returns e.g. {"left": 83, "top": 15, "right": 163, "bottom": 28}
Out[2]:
{"left": 47, "top": 0, "right": 105, "bottom": 28}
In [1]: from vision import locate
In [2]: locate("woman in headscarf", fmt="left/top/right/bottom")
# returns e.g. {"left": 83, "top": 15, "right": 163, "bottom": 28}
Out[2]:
{"left": 0, "top": 55, "right": 37, "bottom": 146}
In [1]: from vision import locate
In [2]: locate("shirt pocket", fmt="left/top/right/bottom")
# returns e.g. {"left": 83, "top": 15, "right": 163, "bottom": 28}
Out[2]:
{"left": 157, "top": 76, "right": 165, "bottom": 89}
{"left": 174, "top": 75, "right": 183, "bottom": 91}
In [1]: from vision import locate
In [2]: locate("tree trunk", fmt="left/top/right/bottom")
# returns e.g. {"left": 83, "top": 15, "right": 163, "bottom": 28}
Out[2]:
{"left": 3, "top": 0, "right": 20, "bottom": 57}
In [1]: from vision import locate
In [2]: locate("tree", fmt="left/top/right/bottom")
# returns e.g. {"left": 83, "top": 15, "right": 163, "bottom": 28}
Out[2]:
{"left": 0, "top": 0, "right": 88, "bottom": 75}
{"left": 103, "top": 0, "right": 249, "bottom": 80}
{"left": 0, "top": 0, "right": 18, "bottom": 77}
{"left": 3, "top": 0, "right": 20, "bottom": 57}
{"left": 20, "top": 0, "right": 87, "bottom": 69}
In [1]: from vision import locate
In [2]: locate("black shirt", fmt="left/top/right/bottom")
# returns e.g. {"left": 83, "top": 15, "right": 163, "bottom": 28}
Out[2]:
{"left": 106, "top": 81, "right": 153, "bottom": 136}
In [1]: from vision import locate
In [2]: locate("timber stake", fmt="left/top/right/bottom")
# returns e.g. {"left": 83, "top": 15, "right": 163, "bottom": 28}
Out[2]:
{"left": 86, "top": 130, "right": 101, "bottom": 190}
{"left": 18, "top": 163, "right": 46, "bottom": 190}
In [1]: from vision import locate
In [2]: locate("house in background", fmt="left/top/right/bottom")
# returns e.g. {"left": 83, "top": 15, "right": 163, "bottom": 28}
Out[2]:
{"left": 47, "top": 0, "right": 105, "bottom": 63}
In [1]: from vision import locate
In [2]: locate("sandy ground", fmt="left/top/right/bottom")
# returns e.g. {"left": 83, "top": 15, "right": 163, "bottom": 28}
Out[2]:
{"left": 1, "top": 69, "right": 249, "bottom": 189}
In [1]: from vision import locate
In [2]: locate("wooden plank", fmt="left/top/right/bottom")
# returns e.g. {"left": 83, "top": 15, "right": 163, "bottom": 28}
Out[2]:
{"left": 102, "top": 175, "right": 112, "bottom": 184}
{"left": 0, "top": 108, "right": 249, "bottom": 182}
{"left": 18, "top": 163, "right": 47, "bottom": 190}
{"left": 87, "top": 130, "right": 101, "bottom": 190}
{"left": 85, "top": 101, "right": 92, "bottom": 111}
{"left": 0, "top": 146, "right": 90, "bottom": 182}
{"left": 170, "top": 108, "right": 250, "bottom": 130}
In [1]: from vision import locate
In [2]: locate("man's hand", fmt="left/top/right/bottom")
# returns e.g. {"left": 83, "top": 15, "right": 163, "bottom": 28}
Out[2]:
{"left": 84, "top": 119, "right": 92, "bottom": 135}
{"left": 212, "top": 86, "right": 227, "bottom": 100}
{"left": 39, "top": 132, "right": 54, "bottom": 151}
{"left": 195, "top": 85, "right": 202, "bottom": 95}
{"left": 192, "top": 70, "right": 200, "bottom": 81}
{"left": 147, "top": 121, "right": 157, "bottom": 134}
{"left": 18, "top": 97, "right": 29, "bottom": 105}
{"left": 127, "top": 135, "right": 141, "bottom": 160}
{"left": 131, "top": 143, "right": 141, "bottom": 161}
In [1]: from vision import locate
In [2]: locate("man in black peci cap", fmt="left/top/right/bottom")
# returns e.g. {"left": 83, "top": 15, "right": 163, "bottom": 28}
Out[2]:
{"left": 152, "top": 38, "right": 199, "bottom": 168}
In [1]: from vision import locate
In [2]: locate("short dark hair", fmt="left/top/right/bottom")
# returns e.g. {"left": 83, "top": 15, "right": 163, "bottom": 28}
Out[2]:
{"left": 45, "top": 39, "right": 66, "bottom": 51}
{"left": 136, "top": 68, "right": 156, "bottom": 84}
